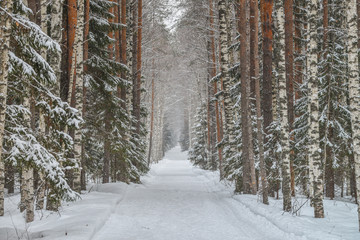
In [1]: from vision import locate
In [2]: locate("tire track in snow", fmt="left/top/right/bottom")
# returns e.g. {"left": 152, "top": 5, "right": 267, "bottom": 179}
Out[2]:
{"left": 197, "top": 168, "right": 307, "bottom": 240}
{"left": 88, "top": 185, "right": 129, "bottom": 240}
{"left": 228, "top": 196, "right": 308, "bottom": 240}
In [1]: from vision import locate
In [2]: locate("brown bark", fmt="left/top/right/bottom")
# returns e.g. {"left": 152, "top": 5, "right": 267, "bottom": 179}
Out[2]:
{"left": 80, "top": 0, "right": 90, "bottom": 191}
{"left": 132, "top": 0, "right": 139, "bottom": 134}
{"left": 120, "top": 0, "right": 127, "bottom": 107}
{"left": 103, "top": 114, "right": 111, "bottom": 183}
{"left": 103, "top": 2, "right": 115, "bottom": 184}
{"left": 121, "top": 0, "right": 127, "bottom": 68}
{"left": 113, "top": 0, "right": 122, "bottom": 182}
{"left": 131, "top": 0, "right": 142, "bottom": 135}
{"left": 136, "top": 0, "right": 142, "bottom": 134}
{"left": 4, "top": 163, "right": 14, "bottom": 194}
{"left": 148, "top": 67, "right": 155, "bottom": 166}
{"left": 251, "top": 0, "right": 268, "bottom": 204}
{"left": 294, "top": 4, "right": 302, "bottom": 100}
{"left": 260, "top": 0, "right": 274, "bottom": 135}
{"left": 284, "top": 0, "right": 295, "bottom": 197}
{"left": 117, "top": 0, "right": 128, "bottom": 182}
{"left": 240, "top": 0, "right": 256, "bottom": 195}
{"left": 209, "top": 0, "right": 221, "bottom": 172}
{"left": 250, "top": 0, "right": 256, "bottom": 101}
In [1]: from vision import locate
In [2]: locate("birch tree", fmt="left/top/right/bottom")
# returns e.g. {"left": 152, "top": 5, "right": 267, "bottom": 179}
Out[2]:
{"left": 307, "top": 0, "right": 324, "bottom": 218}
{"left": 347, "top": 0, "right": 360, "bottom": 230}
{"left": 218, "top": 0, "right": 236, "bottom": 163}
{"left": 73, "top": 0, "right": 85, "bottom": 192}
{"left": 276, "top": 0, "right": 291, "bottom": 212}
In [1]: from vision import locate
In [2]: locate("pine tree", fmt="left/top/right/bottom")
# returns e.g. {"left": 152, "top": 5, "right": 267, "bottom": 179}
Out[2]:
{"left": 189, "top": 103, "right": 208, "bottom": 169}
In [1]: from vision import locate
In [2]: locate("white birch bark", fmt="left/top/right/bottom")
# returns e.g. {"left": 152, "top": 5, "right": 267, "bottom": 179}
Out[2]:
{"left": 46, "top": 0, "right": 64, "bottom": 211}
{"left": 307, "top": 0, "right": 324, "bottom": 218}
{"left": 0, "top": 0, "right": 11, "bottom": 217}
{"left": 50, "top": 0, "right": 64, "bottom": 95}
{"left": 346, "top": 0, "right": 360, "bottom": 230}
{"left": 23, "top": 95, "right": 34, "bottom": 222}
{"left": 36, "top": 0, "right": 48, "bottom": 210}
{"left": 73, "top": 0, "right": 85, "bottom": 193}
{"left": 276, "top": 0, "right": 291, "bottom": 212}
{"left": 218, "top": 0, "right": 236, "bottom": 157}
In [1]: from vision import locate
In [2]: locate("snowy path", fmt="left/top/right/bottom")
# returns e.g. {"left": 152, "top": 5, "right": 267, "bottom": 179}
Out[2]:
{"left": 1, "top": 146, "right": 358, "bottom": 240}
{"left": 91, "top": 146, "right": 295, "bottom": 240}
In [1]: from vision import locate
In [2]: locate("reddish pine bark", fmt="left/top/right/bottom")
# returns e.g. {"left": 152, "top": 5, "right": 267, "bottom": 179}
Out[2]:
{"left": 134, "top": 0, "right": 143, "bottom": 134}
{"left": 284, "top": 0, "right": 295, "bottom": 197}
{"left": 260, "top": 0, "right": 273, "bottom": 136}
{"left": 68, "top": 0, "right": 77, "bottom": 107}
{"left": 80, "top": 0, "right": 90, "bottom": 191}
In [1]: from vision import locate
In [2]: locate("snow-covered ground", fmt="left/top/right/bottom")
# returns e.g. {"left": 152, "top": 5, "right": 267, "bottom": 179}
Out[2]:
{"left": 0, "top": 146, "right": 358, "bottom": 240}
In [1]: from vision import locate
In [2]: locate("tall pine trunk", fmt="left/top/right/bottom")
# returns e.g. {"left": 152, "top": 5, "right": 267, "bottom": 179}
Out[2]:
{"left": 250, "top": 0, "right": 268, "bottom": 204}
{"left": 80, "top": 0, "right": 90, "bottom": 191}
{"left": 0, "top": 0, "right": 12, "bottom": 217}
{"left": 148, "top": 68, "right": 155, "bottom": 166}
{"left": 209, "top": 0, "right": 223, "bottom": 177}
{"left": 240, "top": 0, "right": 256, "bottom": 195}
{"left": 131, "top": 0, "right": 139, "bottom": 133}
{"left": 284, "top": 0, "right": 295, "bottom": 197}
{"left": 260, "top": 0, "right": 274, "bottom": 137}
{"left": 135, "top": 0, "right": 142, "bottom": 135}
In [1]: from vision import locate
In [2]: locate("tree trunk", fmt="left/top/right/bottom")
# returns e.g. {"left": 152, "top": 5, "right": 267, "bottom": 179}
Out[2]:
{"left": 240, "top": 0, "right": 256, "bottom": 195}
{"left": 0, "top": 0, "right": 12, "bottom": 217}
{"left": 72, "top": 0, "right": 85, "bottom": 192}
{"left": 134, "top": 0, "right": 142, "bottom": 135}
{"left": 260, "top": 0, "right": 274, "bottom": 136}
{"left": 284, "top": 0, "right": 295, "bottom": 197}
{"left": 22, "top": 91, "right": 34, "bottom": 222}
{"left": 67, "top": 0, "right": 78, "bottom": 105}
{"left": 46, "top": 0, "right": 64, "bottom": 212}
{"left": 250, "top": 0, "right": 268, "bottom": 204}
{"left": 50, "top": 0, "right": 64, "bottom": 95}
{"left": 117, "top": 0, "right": 128, "bottom": 182}
{"left": 35, "top": 0, "right": 48, "bottom": 211}
{"left": 276, "top": 0, "right": 291, "bottom": 212}
{"left": 4, "top": 163, "right": 14, "bottom": 194}
{"left": 218, "top": 0, "right": 236, "bottom": 164}
{"left": 148, "top": 62, "right": 155, "bottom": 166}
{"left": 103, "top": 112, "right": 111, "bottom": 183}
{"left": 132, "top": 0, "right": 139, "bottom": 133}
{"left": 208, "top": 0, "right": 221, "bottom": 173}
{"left": 307, "top": 0, "right": 324, "bottom": 218}
{"left": 126, "top": 0, "right": 134, "bottom": 116}
{"left": 347, "top": 0, "right": 360, "bottom": 230}
{"left": 81, "top": 0, "right": 90, "bottom": 191}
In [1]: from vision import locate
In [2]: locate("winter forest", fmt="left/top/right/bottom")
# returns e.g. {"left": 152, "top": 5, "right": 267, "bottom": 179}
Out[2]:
{"left": 0, "top": 0, "right": 360, "bottom": 239}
